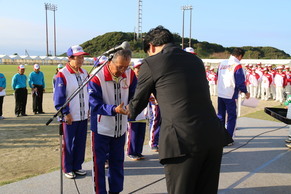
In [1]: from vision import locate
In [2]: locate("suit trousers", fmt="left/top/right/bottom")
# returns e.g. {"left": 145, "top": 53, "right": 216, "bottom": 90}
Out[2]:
{"left": 32, "top": 85, "right": 44, "bottom": 113}
{"left": 14, "top": 88, "right": 27, "bottom": 115}
{"left": 163, "top": 146, "right": 223, "bottom": 194}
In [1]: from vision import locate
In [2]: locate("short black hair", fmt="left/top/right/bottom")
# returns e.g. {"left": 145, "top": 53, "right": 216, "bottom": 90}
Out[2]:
{"left": 231, "top": 48, "right": 245, "bottom": 58}
{"left": 143, "top": 25, "right": 174, "bottom": 53}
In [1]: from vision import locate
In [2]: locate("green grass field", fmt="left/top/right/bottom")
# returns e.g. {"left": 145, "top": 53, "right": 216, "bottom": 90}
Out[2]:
{"left": 0, "top": 64, "right": 94, "bottom": 95}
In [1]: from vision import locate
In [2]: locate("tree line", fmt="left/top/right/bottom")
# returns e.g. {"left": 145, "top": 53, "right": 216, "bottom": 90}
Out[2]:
{"left": 61, "top": 32, "right": 290, "bottom": 59}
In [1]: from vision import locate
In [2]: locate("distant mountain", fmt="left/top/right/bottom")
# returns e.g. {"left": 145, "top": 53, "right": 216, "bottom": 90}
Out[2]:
{"left": 70, "top": 32, "right": 290, "bottom": 59}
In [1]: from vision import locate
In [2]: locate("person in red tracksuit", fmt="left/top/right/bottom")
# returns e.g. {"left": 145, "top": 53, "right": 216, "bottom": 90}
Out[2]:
{"left": 284, "top": 66, "right": 291, "bottom": 94}
{"left": 267, "top": 64, "right": 277, "bottom": 100}
{"left": 207, "top": 67, "right": 217, "bottom": 96}
{"left": 274, "top": 66, "right": 287, "bottom": 102}
{"left": 248, "top": 68, "right": 260, "bottom": 98}
{"left": 261, "top": 68, "right": 273, "bottom": 100}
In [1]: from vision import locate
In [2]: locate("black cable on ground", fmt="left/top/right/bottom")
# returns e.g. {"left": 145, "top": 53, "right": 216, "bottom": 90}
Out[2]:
{"left": 128, "top": 124, "right": 288, "bottom": 193}
{"left": 223, "top": 124, "right": 288, "bottom": 155}
{"left": 73, "top": 178, "right": 81, "bottom": 194}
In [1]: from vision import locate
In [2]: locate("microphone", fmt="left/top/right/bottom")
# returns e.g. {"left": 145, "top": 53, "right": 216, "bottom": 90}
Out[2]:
{"left": 102, "top": 41, "right": 130, "bottom": 56}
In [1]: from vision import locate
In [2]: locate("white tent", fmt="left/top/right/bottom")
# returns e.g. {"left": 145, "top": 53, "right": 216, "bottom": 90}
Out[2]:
{"left": 20, "top": 55, "right": 32, "bottom": 60}
{"left": 30, "top": 56, "right": 42, "bottom": 60}
{"left": 9, "top": 55, "right": 21, "bottom": 60}
{"left": 0, "top": 55, "right": 11, "bottom": 59}
{"left": 39, "top": 56, "right": 49, "bottom": 60}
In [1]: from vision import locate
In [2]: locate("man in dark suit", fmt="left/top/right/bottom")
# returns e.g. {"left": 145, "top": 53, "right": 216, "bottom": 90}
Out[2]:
{"left": 127, "top": 26, "right": 224, "bottom": 194}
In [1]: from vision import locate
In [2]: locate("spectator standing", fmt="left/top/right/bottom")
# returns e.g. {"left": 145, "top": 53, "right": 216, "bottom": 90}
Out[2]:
{"left": 217, "top": 48, "right": 250, "bottom": 139}
{"left": 52, "top": 64, "right": 63, "bottom": 89}
{"left": 207, "top": 67, "right": 218, "bottom": 96}
{"left": 248, "top": 68, "right": 260, "bottom": 98}
{"left": 255, "top": 63, "right": 263, "bottom": 98}
{"left": 244, "top": 64, "right": 251, "bottom": 93}
{"left": 28, "top": 64, "right": 45, "bottom": 114}
{"left": 274, "top": 66, "right": 287, "bottom": 103}
{"left": 12, "top": 65, "right": 28, "bottom": 117}
{"left": 0, "top": 71, "right": 6, "bottom": 119}
{"left": 285, "top": 66, "right": 291, "bottom": 94}
{"left": 147, "top": 94, "right": 161, "bottom": 152}
{"left": 261, "top": 68, "right": 273, "bottom": 100}
{"left": 127, "top": 59, "right": 147, "bottom": 160}
{"left": 267, "top": 64, "right": 277, "bottom": 100}
{"left": 54, "top": 45, "right": 90, "bottom": 179}
{"left": 88, "top": 49, "right": 137, "bottom": 194}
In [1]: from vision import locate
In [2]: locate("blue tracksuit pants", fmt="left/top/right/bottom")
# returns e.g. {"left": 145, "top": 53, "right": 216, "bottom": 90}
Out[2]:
{"left": 217, "top": 97, "right": 237, "bottom": 137}
{"left": 127, "top": 122, "right": 146, "bottom": 156}
{"left": 92, "top": 132, "right": 125, "bottom": 194}
{"left": 148, "top": 103, "right": 161, "bottom": 147}
{"left": 62, "top": 119, "right": 87, "bottom": 173}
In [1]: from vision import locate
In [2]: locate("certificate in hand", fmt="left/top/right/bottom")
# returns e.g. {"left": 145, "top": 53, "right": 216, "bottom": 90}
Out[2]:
{"left": 241, "top": 97, "right": 259, "bottom": 108}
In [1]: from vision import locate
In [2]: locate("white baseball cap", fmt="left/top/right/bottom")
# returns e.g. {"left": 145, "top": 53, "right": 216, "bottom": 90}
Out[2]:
{"left": 184, "top": 47, "right": 197, "bottom": 55}
{"left": 34, "top": 64, "right": 40, "bottom": 69}
{"left": 18, "top": 64, "right": 25, "bottom": 69}
{"left": 133, "top": 59, "right": 143, "bottom": 68}
{"left": 67, "top": 45, "right": 89, "bottom": 57}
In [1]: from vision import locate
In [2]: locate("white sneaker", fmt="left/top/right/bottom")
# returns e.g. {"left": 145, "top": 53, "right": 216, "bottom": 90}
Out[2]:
{"left": 64, "top": 172, "right": 76, "bottom": 179}
{"left": 74, "top": 169, "right": 86, "bottom": 176}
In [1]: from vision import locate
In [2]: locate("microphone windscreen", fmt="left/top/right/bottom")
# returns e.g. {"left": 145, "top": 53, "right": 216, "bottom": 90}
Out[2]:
{"left": 121, "top": 41, "right": 130, "bottom": 50}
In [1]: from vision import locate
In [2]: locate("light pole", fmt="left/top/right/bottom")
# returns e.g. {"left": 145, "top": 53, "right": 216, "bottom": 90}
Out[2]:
{"left": 45, "top": 3, "right": 49, "bottom": 56}
{"left": 44, "top": 3, "right": 57, "bottom": 56}
{"left": 181, "top": 5, "right": 193, "bottom": 49}
{"left": 181, "top": 8, "right": 185, "bottom": 49}
{"left": 189, "top": 7, "right": 192, "bottom": 47}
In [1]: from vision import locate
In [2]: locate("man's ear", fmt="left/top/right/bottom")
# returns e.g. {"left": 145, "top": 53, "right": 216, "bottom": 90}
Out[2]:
{"left": 148, "top": 43, "right": 155, "bottom": 55}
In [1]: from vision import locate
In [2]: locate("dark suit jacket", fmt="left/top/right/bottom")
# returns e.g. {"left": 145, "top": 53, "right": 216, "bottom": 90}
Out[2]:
{"left": 128, "top": 43, "right": 224, "bottom": 164}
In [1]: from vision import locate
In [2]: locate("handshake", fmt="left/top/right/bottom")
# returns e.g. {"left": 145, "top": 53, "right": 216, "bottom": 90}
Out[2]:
{"left": 115, "top": 102, "right": 130, "bottom": 115}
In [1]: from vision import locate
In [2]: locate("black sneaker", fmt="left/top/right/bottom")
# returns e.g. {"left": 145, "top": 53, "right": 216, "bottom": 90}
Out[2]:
{"left": 137, "top": 154, "right": 145, "bottom": 160}
{"left": 285, "top": 138, "right": 291, "bottom": 143}
{"left": 74, "top": 169, "right": 86, "bottom": 176}
{"left": 151, "top": 146, "right": 159, "bottom": 152}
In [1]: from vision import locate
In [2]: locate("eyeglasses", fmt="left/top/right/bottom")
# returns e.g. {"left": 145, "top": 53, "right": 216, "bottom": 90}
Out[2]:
{"left": 112, "top": 61, "right": 129, "bottom": 71}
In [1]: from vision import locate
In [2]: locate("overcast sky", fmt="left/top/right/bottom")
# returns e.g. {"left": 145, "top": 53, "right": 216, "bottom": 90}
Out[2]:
{"left": 0, "top": 0, "right": 290, "bottom": 56}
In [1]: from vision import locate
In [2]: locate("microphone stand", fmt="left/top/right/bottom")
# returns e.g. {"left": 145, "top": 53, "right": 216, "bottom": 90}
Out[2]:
{"left": 46, "top": 55, "right": 112, "bottom": 194}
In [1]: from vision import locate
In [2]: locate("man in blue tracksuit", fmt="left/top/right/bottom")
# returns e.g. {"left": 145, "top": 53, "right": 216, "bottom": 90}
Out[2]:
{"left": 217, "top": 48, "right": 250, "bottom": 143}
{"left": 29, "top": 64, "right": 45, "bottom": 114}
{"left": 12, "top": 65, "right": 28, "bottom": 117}
{"left": 88, "top": 49, "right": 137, "bottom": 194}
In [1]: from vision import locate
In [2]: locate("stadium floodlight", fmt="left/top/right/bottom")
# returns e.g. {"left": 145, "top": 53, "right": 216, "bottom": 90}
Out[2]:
{"left": 44, "top": 3, "right": 58, "bottom": 56}
{"left": 181, "top": 5, "right": 193, "bottom": 49}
